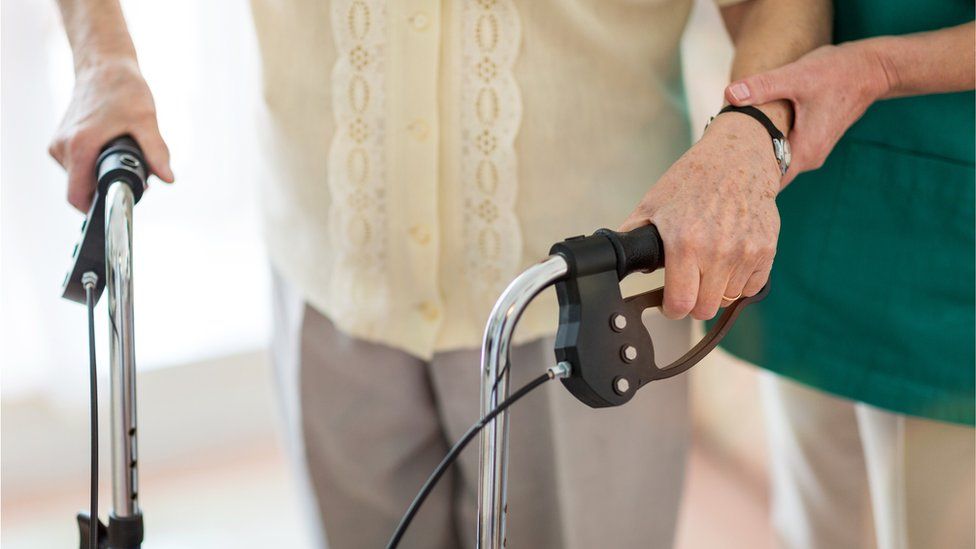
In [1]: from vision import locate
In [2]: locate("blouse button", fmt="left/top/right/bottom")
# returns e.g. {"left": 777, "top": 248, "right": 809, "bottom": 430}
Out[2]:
{"left": 409, "top": 224, "right": 432, "bottom": 245}
{"left": 419, "top": 301, "right": 440, "bottom": 322}
{"left": 407, "top": 119, "right": 430, "bottom": 142}
{"left": 409, "top": 12, "right": 430, "bottom": 32}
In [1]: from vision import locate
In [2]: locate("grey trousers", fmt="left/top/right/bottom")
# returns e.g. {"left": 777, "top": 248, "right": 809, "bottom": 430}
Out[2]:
{"left": 271, "top": 272, "right": 691, "bottom": 549}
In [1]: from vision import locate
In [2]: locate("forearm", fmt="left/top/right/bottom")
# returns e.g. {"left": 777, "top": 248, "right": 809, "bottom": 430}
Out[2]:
{"left": 55, "top": 0, "right": 137, "bottom": 73}
{"left": 723, "top": 0, "right": 832, "bottom": 132}
{"left": 863, "top": 22, "right": 975, "bottom": 99}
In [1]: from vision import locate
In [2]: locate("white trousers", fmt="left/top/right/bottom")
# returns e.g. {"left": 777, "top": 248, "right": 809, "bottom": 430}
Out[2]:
{"left": 761, "top": 372, "right": 975, "bottom": 549}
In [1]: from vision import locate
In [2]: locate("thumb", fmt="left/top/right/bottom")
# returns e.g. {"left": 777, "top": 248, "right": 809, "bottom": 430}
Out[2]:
{"left": 725, "top": 65, "right": 796, "bottom": 106}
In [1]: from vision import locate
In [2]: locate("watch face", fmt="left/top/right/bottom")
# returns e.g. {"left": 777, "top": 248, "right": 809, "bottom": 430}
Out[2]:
{"left": 773, "top": 138, "right": 791, "bottom": 174}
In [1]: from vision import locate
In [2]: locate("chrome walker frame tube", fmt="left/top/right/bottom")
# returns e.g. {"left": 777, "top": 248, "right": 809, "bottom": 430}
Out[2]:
{"left": 477, "top": 255, "right": 569, "bottom": 549}
{"left": 105, "top": 181, "right": 140, "bottom": 518}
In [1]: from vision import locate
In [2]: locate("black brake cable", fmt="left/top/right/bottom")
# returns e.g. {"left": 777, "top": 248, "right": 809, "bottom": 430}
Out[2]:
{"left": 386, "top": 362, "right": 571, "bottom": 549}
{"left": 82, "top": 271, "right": 99, "bottom": 549}
{"left": 488, "top": 361, "right": 510, "bottom": 401}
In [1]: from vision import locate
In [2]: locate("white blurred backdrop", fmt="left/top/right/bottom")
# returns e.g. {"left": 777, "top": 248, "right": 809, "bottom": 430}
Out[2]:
{"left": 1, "top": 1, "right": 310, "bottom": 547}
{"left": 1, "top": 0, "right": 270, "bottom": 399}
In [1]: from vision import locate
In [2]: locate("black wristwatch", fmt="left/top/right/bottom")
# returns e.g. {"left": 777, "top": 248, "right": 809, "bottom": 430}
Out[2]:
{"left": 706, "top": 105, "right": 791, "bottom": 176}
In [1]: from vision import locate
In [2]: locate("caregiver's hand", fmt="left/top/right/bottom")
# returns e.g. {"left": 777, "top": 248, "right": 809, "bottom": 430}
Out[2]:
{"left": 49, "top": 57, "right": 173, "bottom": 212}
{"left": 620, "top": 112, "right": 781, "bottom": 321}
{"left": 724, "top": 43, "right": 890, "bottom": 185}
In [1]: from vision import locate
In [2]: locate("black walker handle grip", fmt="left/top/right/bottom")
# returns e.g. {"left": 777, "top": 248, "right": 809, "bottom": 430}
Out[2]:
{"left": 95, "top": 135, "right": 147, "bottom": 203}
{"left": 595, "top": 224, "right": 665, "bottom": 279}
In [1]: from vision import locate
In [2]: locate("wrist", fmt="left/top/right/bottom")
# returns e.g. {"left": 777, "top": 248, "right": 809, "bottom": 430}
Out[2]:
{"left": 72, "top": 35, "right": 138, "bottom": 75}
{"left": 74, "top": 52, "right": 140, "bottom": 79}
{"left": 849, "top": 38, "right": 899, "bottom": 100}
{"left": 704, "top": 113, "right": 782, "bottom": 188}
{"left": 751, "top": 99, "right": 793, "bottom": 137}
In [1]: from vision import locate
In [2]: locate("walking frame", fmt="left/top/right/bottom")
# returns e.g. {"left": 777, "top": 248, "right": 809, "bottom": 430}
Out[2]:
{"left": 59, "top": 139, "right": 767, "bottom": 549}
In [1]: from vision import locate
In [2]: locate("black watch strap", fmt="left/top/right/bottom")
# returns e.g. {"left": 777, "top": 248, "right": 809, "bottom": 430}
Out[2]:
{"left": 718, "top": 105, "right": 784, "bottom": 140}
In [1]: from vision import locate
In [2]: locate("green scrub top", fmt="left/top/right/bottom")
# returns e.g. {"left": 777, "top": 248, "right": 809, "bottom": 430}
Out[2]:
{"left": 715, "top": 1, "right": 976, "bottom": 425}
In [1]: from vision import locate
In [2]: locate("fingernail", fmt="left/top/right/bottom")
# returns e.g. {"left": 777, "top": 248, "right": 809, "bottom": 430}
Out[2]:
{"left": 729, "top": 82, "right": 750, "bottom": 102}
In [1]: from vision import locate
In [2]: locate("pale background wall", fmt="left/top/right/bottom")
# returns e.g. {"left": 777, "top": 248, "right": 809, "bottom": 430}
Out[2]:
{"left": 1, "top": 1, "right": 770, "bottom": 547}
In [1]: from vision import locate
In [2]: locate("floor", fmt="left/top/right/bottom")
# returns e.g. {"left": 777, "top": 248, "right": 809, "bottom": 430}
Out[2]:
{"left": 676, "top": 441, "right": 771, "bottom": 549}
{"left": 2, "top": 435, "right": 768, "bottom": 549}
{"left": 1, "top": 443, "right": 313, "bottom": 549}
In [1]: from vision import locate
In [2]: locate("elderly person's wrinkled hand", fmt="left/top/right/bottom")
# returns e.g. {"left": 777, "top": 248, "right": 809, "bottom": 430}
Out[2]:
{"left": 49, "top": 57, "right": 173, "bottom": 212}
{"left": 620, "top": 111, "right": 782, "bottom": 321}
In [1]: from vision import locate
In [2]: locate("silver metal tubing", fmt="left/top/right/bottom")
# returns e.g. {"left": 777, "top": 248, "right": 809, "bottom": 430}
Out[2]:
{"left": 105, "top": 181, "right": 140, "bottom": 517}
{"left": 477, "top": 255, "right": 569, "bottom": 549}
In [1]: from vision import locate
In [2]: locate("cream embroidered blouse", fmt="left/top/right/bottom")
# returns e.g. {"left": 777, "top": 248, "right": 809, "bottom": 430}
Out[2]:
{"left": 250, "top": 0, "right": 744, "bottom": 359}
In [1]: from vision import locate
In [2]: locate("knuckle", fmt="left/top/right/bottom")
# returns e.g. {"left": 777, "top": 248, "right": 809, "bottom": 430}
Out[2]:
{"left": 136, "top": 109, "right": 158, "bottom": 126}
{"left": 129, "top": 97, "right": 157, "bottom": 118}
{"left": 671, "top": 235, "right": 693, "bottom": 253}
{"left": 714, "top": 238, "right": 735, "bottom": 258}
{"left": 665, "top": 296, "right": 696, "bottom": 318}
{"left": 756, "top": 234, "right": 777, "bottom": 254}
{"left": 673, "top": 230, "right": 702, "bottom": 252}
{"left": 740, "top": 240, "right": 760, "bottom": 259}
{"left": 67, "top": 129, "right": 93, "bottom": 156}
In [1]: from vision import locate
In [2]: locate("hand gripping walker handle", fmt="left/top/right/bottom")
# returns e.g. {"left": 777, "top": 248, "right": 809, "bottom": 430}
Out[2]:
{"left": 61, "top": 136, "right": 148, "bottom": 304}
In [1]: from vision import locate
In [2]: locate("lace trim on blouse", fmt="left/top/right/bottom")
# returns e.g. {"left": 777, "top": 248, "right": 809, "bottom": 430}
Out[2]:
{"left": 328, "top": 0, "right": 390, "bottom": 321}
{"left": 459, "top": 0, "right": 524, "bottom": 309}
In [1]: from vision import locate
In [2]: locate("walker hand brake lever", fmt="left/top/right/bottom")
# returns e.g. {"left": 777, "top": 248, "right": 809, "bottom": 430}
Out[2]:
{"left": 549, "top": 226, "right": 769, "bottom": 408}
